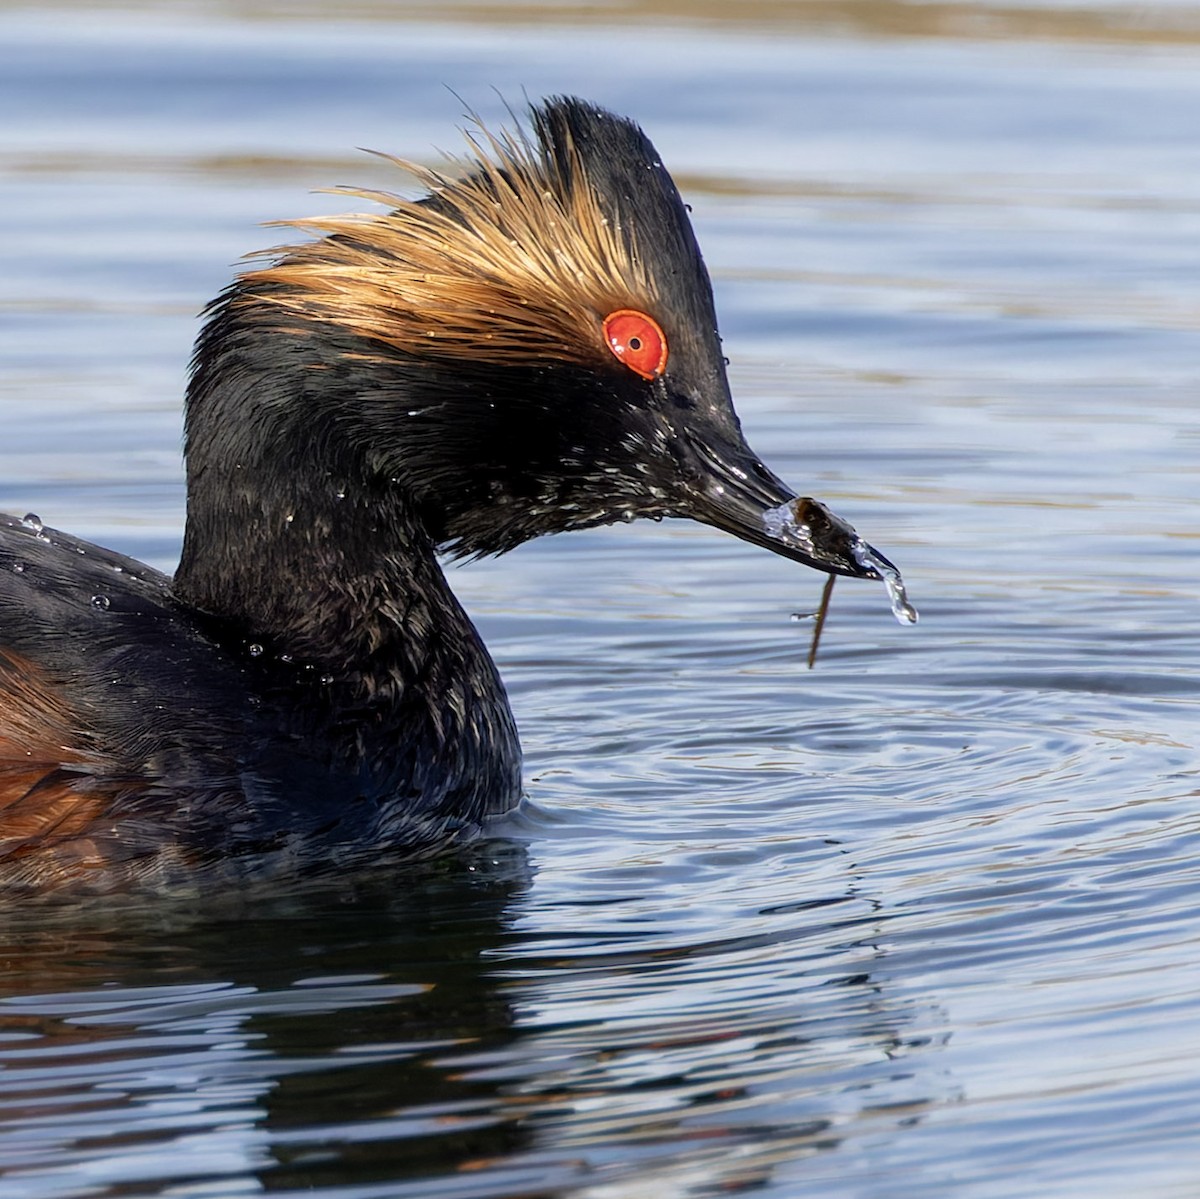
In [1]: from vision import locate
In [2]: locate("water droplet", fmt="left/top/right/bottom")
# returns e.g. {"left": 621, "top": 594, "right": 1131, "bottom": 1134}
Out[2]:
{"left": 20, "top": 514, "right": 42, "bottom": 533}
{"left": 90, "top": 594, "right": 111, "bottom": 611}
{"left": 247, "top": 643, "right": 264, "bottom": 658}
{"left": 11, "top": 562, "right": 25, "bottom": 574}
{"left": 762, "top": 501, "right": 815, "bottom": 555}
{"left": 764, "top": 498, "right": 918, "bottom": 626}
{"left": 851, "top": 541, "right": 919, "bottom": 625}
{"left": 319, "top": 673, "right": 334, "bottom": 686}
{"left": 279, "top": 653, "right": 293, "bottom": 664}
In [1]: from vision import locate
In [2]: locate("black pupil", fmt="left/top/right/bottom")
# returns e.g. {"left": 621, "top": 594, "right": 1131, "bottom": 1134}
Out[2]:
{"left": 628, "top": 336, "right": 642, "bottom": 351}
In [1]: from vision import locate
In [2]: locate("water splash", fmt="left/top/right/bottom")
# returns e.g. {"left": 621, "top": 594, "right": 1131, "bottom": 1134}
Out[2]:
{"left": 762, "top": 500, "right": 820, "bottom": 557}
{"left": 851, "top": 541, "right": 918, "bottom": 625}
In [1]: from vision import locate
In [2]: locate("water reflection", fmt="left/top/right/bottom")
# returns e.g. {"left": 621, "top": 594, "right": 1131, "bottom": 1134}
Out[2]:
{"left": 486, "top": 921, "right": 949, "bottom": 1196}
{"left": 0, "top": 839, "right": 951, "bottom": 1197}
{"left": 4, "top": 0, "right": 1200, "bottom": 1193}
{"left": 0, "top": 846, "right": 533, "bottom": 1195}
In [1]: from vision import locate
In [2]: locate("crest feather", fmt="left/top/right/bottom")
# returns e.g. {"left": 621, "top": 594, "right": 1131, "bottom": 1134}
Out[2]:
{"left": 239, "top": 105, "right": 659, "bottom": 370}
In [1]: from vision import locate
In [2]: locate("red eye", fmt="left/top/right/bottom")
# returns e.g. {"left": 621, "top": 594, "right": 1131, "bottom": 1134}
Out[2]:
{"left": 603, "top": 309, "right": 668, "bottom": 381}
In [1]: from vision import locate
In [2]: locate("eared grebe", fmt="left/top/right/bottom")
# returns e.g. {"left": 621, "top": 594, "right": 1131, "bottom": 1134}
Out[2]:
{"left": 0, "top": 97, "right": 910, "bottom": 893}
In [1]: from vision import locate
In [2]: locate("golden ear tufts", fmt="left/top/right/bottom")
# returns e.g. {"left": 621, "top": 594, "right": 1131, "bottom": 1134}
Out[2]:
{"left": 237, "top": 113, "right": 659, "bottom": 372}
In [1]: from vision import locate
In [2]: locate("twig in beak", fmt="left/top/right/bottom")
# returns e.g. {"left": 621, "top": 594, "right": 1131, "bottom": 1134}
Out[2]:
{"left": 807, "top": 574, "right": 836, "bottom": 670}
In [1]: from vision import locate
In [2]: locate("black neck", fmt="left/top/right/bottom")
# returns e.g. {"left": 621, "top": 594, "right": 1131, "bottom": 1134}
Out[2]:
{"left": 173, "top": 303, "right": 521, "bottom": 831}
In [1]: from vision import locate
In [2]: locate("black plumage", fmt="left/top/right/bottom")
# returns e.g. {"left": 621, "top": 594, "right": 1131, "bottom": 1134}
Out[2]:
{"left": 0, "top": 97, "right": 900, "bottom": 892}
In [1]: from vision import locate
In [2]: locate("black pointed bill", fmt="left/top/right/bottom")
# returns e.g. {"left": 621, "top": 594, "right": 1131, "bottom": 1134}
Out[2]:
{"left": 679, "top": 438, "right": 918, "bottom": 625}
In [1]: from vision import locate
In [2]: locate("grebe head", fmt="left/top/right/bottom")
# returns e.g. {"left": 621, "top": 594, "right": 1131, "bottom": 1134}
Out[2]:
{"left": 188, "top": 95, "right": 888, "bottom": 581}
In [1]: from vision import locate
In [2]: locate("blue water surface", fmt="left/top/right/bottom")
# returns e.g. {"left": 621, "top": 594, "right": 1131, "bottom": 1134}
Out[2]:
{"left": 1, "top": 3, "right": 1199, "bottom": 1196}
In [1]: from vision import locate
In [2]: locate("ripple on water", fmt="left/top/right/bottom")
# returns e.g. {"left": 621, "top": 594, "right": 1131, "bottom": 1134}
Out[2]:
{"left": 2, "top": 3, "right": 1200, "bottom": 1196}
